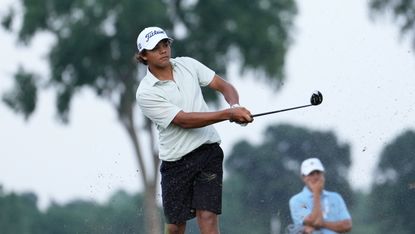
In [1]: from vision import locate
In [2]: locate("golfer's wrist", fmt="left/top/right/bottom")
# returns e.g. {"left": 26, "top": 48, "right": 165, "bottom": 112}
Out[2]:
{"left": 231, "top": 104, "right": 240, "bottom": 108}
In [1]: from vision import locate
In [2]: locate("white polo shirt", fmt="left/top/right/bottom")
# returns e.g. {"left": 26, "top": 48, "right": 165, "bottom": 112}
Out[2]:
{"left": 136, "top": 56, "right": 221, "bottom": 161}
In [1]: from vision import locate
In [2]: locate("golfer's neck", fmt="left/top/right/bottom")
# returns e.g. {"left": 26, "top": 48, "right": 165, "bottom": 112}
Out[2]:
{"left": 149, "top": 63, "right": 173, "bottom": 81}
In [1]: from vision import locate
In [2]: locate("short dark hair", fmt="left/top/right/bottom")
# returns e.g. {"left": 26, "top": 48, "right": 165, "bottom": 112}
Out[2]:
{"left": 135, "top": 50, "right": 147, "bottom": 65}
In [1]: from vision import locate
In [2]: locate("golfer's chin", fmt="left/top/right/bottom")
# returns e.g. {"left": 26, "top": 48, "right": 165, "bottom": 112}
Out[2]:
{"left": 160, "top": 55, "right": 171, "bottom": 61}
{"left": 158, "top": 58, "right": 170, "bottom": 66}
{"left": 154, "top": 60, "right": 171, "bottom": 69}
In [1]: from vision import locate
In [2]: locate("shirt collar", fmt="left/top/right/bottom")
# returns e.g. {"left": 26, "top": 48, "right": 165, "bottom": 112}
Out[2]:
{"left": 302, "top": 186, "right": 328, "bottom": 197}
{"left": 145, "top": 59, "right": 176, "bottom": 86}
{"left": 145, "top": 67, "right": 160, "bottom": 86}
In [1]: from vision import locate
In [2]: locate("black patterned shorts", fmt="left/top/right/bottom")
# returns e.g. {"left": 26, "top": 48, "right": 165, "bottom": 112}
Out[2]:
{"left": 160, "top": 143, "right": 224, "bottom": 224}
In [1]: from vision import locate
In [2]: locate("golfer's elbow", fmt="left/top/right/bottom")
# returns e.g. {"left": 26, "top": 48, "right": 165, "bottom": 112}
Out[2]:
{"left": 334, "top": 219, "right": 352, "bottom": 233}
{"left": 172, "top": 115, "right": 200, "bottom": 129}
{"left": 172, "top": 111, "right": 192, "bottom": 128}
{"left": 320, "top": 219, "right": 352, "bottom": 233}
{"left": 171, "top": 118, "right": 191, "bottom": 129}
{"left": 173, "top": 120, "right": 195, "bottom": 129}
{"left": 172, "top": 111, "right": 215, "bottom": 129}
{"left": 343, "top": 219, "right": 352, "bottom": 232}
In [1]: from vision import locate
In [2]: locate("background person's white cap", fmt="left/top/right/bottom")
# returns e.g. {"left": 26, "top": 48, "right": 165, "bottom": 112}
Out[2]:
{"left": 136, "top": 26, "right": 172, "bottom": 52}
{"left": 301, "top": 158, "right": 325, "bottom": 176}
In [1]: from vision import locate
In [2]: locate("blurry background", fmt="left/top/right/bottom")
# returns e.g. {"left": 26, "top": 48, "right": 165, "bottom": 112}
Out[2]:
{"left": 1, "top": 0, "right": 415, "bottom": 233}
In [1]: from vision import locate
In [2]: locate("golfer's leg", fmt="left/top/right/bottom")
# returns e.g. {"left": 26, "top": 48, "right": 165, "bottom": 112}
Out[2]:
{"left": 166, "top": 223, "right": 186, "bottom": 234}
{"left": 196, "top": 210, "right": 220, "bottom": 234}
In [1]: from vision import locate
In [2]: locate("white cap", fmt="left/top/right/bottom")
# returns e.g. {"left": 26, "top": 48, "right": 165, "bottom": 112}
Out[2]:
{"left": 301, "top": 158, "right": 325, "bottom": 176}
{"left": 136, "top": 26, "right": 172, "bottom": 52}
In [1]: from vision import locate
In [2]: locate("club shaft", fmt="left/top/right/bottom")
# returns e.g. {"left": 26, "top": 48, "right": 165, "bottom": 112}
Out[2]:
{"left": 251, "top": 104, "right": 312, "bottom": 117}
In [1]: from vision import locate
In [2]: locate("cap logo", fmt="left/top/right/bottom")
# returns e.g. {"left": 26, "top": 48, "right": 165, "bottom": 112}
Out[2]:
{"left": 145, "top": 29, "right": 165, "bottom": 42}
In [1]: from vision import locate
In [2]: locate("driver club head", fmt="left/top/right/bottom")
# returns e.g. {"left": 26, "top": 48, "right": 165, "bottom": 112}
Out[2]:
{"left": 310, "top": 91, "right": 323, "bottom": 105}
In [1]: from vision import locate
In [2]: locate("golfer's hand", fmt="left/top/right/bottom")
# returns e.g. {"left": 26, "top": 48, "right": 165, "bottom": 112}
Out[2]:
{"left": 313, "top": 217, "right": 323, "bottom": 229}
{"left": 229, "top": 105, "right": 253, "bottom": 126}
{"left": 307, "top": 177, "right": 324, "bottom": 194}
{"left": 303, "top": 225, "right": 315, "bottom": 234}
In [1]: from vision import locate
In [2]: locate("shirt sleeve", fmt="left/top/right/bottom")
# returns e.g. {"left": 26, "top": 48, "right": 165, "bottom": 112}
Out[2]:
{"left": 136, "top": 87, "right": 181, "bottom": 129}
{"left": 182, "top": 57, "right": 215, "bottom": 86}
{"left": 289, "top": 196, "right": 311, "bottom": 225}
{"left": 335, "top": 193, "right": 352, "bottom": 220}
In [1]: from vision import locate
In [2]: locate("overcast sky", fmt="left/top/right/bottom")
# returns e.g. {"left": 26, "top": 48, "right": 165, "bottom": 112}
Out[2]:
{"left": 1, "top": 0, "right": 415, "bottom": 209}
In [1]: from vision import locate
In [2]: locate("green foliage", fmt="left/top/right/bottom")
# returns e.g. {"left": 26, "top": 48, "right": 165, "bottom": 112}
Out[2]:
{"left": 222, "top": 124, "right": 353, "bottom": 234}
{"left": 0, "top": 187, "right": 149, "bottom": 234}
{"left": 173, "top": 0, "right": 297, "bottom": 101}
{"left": 2, "top": 1, "right": 297, "bottom": 232}
{"left": 348, "top": 191, "right": 378, "bottom": 234}
{"left": 41, "top": 191, "right": 147, "bottom": 234}
{"left": 369, "top": 0, "right": 415, "bottom": 49}
{"left": 173, "top": 0, "right": 296, "bottom": 80}
{"left": 2, "top": 67, "right": 37, "bottom": 120}
{"left": 2, "top": 0, "right": 297, "bottom": 120}
{"left": 368, "top": 130, "right": 415, "bottom": 234}
{"left": 0, "top": 187, "right": 42, "bottom": 234}
{"left": 3, "top": 0, "right": 172, "bottom": 121}
{"left": 1, "top": 6, "right": 14, "bottom": 30}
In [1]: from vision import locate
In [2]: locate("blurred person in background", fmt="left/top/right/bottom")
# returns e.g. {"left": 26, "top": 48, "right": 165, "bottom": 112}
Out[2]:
{"left": 288, "top": 158, "right": 352, "bottom": 234}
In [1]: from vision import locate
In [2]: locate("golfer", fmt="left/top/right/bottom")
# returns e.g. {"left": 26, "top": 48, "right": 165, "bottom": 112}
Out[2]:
{"left": 135, "top": 26, "right": 253, "bottom": 234}
{"left": 288, "top": 158, "right": 352, "bottom": 234}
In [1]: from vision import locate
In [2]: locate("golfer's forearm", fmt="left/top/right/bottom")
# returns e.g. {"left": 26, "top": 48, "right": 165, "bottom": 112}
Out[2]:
{"left": 303, "top": 215, "right": 322, "bottom": 227}
{"left": 221, "top": 85, "right": 239, "bottom": 106}
{"left": 321, "top": 219, "right": 352, "bottom": 233}
{"left": 172, "top": 110, "right": 231, "bottom": 128}
{"left": 305, "top": 194, "right": 322, "bottom": 225}
{"left": 208, "top": 75, "right": 240, "bottom": 106}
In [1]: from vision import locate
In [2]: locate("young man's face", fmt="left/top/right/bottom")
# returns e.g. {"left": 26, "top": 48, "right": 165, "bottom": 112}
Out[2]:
{"left": 303, "top": 170, "right": 325, "bottom": 190}
{"left": 141, "top": 39, "right": 171, "bottom": 68}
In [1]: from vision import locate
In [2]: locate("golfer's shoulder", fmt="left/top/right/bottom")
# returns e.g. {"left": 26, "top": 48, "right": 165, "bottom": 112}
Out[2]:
{"left": 172, "top": 56, "right": 200, "bottom": 66}
{"left": 172, "top": 56, "right": 197, "bottom": 61}
{"left": 324, "top": 190, "right": 344, "bottom": 200}
{"left": 136, "top": 75, "right": 159, "bottom": 102}
{"left": 289, "top": 191, "right": 304, "bottom": 204}
{"left": 137, "top": 75, "right": 153, "bottom": 92}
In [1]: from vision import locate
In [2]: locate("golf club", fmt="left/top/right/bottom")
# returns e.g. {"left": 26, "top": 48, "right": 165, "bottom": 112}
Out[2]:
{"left": 251, "top": 91, "right": 323, "bottom": 118}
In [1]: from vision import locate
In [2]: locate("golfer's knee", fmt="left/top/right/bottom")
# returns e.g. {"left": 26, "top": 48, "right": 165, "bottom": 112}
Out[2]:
{"left": 166, "top": 223, "right": 185, "bottom": 234}
{"left": 197, "top": 210, "right": 217, "bottom": 225}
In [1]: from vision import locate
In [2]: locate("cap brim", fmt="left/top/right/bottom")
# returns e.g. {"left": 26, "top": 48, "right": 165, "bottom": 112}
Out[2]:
{"left": 302, "top": 169, "right": 324, "bottom": 176}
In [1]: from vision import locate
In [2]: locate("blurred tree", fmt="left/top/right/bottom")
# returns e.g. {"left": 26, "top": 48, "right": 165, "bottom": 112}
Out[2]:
{"left": 40, "top": 190, "right": 147, "bottom": 234}
{"left": 349, "top": 191, "right": 378, "bottom": 234}
{"left": 369, "top": 0, "right": 415, "bottom": 48}
{"left": 2, "top": 67, "right": 37, "bottom": 120}
{"left": 0, "top": 187, "right": 149, "bottom": 234}
{"left": 0, "top": 187, "right": 42, "bottom": 234}
{"left": 41, "top": 200, "right": 104, "bottom": 234}
{"left": 102, "top": 190, "right": 149, "bottom": 233}
{"left": 368, "top": 130, "right": 415, "bottom": 234}
{"left": 1, "top": 0, "right": 297, "bottom": 232}
{"left": 222, "top": 124, "right": 353, "bottom": 234}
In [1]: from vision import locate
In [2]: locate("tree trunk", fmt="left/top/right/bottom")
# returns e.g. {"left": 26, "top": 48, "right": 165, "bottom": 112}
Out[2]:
{"left": 121, "top": 105, "right": 162, "bottom": 234}
{"left": 144, "top": 182, "right": 161, "bottom": 234}
{"left": 117, "top": 71, "right": 162, "bottom": 233}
